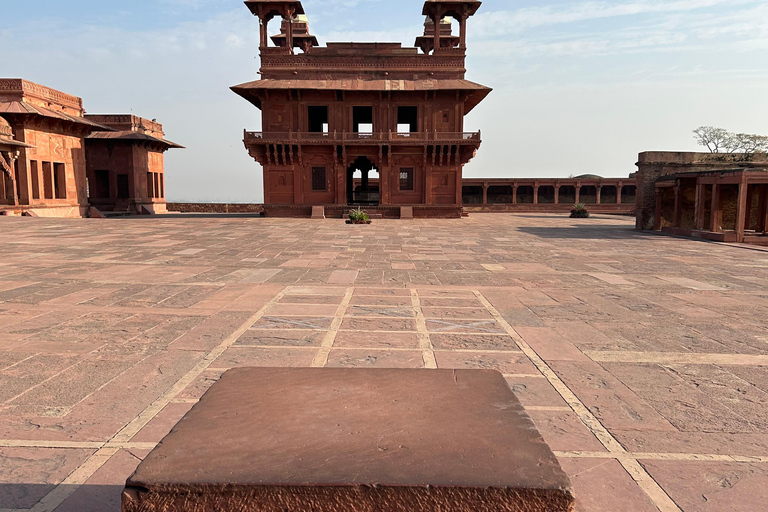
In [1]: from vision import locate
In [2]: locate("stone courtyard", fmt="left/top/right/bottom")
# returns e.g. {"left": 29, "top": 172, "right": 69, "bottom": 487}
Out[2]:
{"left": 1, "top": 213, "right": 768, "bottom": 512}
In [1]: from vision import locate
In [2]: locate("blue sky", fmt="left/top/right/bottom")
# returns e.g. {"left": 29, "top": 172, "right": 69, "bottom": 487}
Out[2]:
{"left": 3, "top": 0, "right": 767, "bottom": 202}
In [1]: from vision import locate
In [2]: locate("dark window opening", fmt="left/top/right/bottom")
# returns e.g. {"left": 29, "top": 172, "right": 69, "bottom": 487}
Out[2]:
{"left": 117, "top": 174, "right": 130, "bottom": 199}
{"left": 93, "top": 170, "right": 110, "bottom": 199}
{"left": 308, "top": 106, "right": 329, "bottom": 133}
{"left": 397, "top": 106, "right": 418, "bottom": 133}
{"left": 462, "top": 186, "right": 483, "bottom": 204}
{"left": 580, "top": 185, "right": 597, "bottom": 204}
{"left": 147, "top": 172, "right": 154, "bottom": 198}
{"left": 353, "top": 106, "right": 373, "bottom": 133}
{"left": 517, "top": 185, "right": 534, "bottom": 204}
{"left": 621, "top": 185, "right": 636, "bottom": 203}
{"left": 312, "top": 167, "right": 327, "bottom": 191}
{"left": 488, "top": 185, "right": 513, "bottom": 204}
{"left": 42, "top": 162, "right": 53, "bottom": 200}
{"left": 30, "top": 161, "right": 40, "bottom": 200}
{"left": 601, "top": 185, "right": 618, "bottom": 204}
{"left": 53, "top": 163, "right": 66, "bottom": 199}
{"left": 558, "top": 186, "right": 576, "bottom": 204}
{"left": 160, "top": 174, "right": 165, "bottom": 198}
{"left": 538, "top": 186, "right": 556, "bottom": 204}
{"left": 399, "top": 168, "right": 414, "bottom": 191}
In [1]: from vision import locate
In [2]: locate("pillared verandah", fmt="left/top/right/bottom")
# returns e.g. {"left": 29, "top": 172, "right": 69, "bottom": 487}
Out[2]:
{"left": 232, "top": 0, "right": 491, "bottom": 218}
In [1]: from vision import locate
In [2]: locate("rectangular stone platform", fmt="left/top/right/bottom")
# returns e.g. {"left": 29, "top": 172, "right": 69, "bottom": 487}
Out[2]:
{"left": 123, "top": 368, "right": 574, "bottom": 512}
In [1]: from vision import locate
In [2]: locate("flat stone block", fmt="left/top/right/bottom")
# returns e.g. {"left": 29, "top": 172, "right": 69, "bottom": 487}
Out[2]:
{"left": 400, "top": 206, "right": 413, "bottom": 219}
{"left": 123, "top": 368, "right": 573, "bottom": 512}
{"left": 311, "top": 205, "right": 325, "bottom": 219}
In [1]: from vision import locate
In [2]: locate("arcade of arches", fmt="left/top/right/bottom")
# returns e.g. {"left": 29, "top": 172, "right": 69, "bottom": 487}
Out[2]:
{"left": 461, "top": 178, "right": 636, "bottom": 213}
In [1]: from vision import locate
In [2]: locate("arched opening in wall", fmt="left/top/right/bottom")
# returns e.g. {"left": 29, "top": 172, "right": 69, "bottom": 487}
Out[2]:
{"left": 622, "top": 186, "right": 636, "bottom": 204}
{"left": 488, "top": 185, "right": 513, "bottom": 204}
{"left": 462, "top": 186, "right": 482, "bottom": 204}
{"left": 538, "top": 186, "right": 555, "bottom": 204}
{"left": 580, "top": 186, "right": 597, "bottom": 204}
{"left": 517, "top": 186, "right": 534, "bottom": 204}
{"left": 601, "top": 186, "right": 617, "bottom": 204}
{"left": 720, "top": 184, "right": 739, "bottom": 231}
{"left": 347, "top": 156, "right": 379, "bottom": 205}
{"left": 558, "top": 186, "right": 576, "bottom": 205}
{"left": 659, "top": 187, "right": 675, "bottom": 228}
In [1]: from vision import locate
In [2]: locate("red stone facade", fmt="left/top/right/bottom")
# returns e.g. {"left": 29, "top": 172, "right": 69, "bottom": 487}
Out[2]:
{"left": 0, "top": 79, "right": 181, "bottom": 218}
{"left": 636, "top": 151, "right": 768, "bottom": 245}
{"left": 232, "top": 0, "right": 490, "bottom": 218}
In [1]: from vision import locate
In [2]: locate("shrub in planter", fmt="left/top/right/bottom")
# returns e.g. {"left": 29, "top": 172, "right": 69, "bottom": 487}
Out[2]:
{"left": 347, "top": 207, "right": 372, "bottom": 224}
{"left": 570, "top": 203, "right": 590, "bottom": 218}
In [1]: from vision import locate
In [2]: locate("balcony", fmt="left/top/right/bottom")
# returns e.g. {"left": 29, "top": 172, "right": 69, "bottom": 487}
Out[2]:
{"left": 244, "top": 131, "right": 481, "bottom": 145}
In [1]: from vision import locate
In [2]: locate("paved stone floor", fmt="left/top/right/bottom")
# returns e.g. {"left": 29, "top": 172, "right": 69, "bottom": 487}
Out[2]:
{"left": 1, "top": 213, "right": 767, "bottom": 512}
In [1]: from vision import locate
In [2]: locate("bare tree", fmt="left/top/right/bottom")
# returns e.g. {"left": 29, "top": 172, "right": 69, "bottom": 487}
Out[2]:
{"left": 693, "top": 126, "right": 768, "bottom": 154}
{"left": 693, "top": 126, "right": 731, "bottom": 153}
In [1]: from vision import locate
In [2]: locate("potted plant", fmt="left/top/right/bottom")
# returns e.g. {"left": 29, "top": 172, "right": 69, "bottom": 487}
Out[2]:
{"left": 347, "top": 207, "right": 372, "bottom": 225}
{"left": 570, "top": 203, "right": 590, "bottom": 218}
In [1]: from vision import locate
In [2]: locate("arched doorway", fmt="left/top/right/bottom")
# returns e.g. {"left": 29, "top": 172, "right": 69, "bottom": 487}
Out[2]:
{"left": 347, "top": 156, "right": 379, "bottom": 205}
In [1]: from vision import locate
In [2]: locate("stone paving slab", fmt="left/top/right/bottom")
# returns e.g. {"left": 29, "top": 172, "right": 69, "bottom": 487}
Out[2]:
{"left": 1, "top": 213, "right": 767, "bottom": 511}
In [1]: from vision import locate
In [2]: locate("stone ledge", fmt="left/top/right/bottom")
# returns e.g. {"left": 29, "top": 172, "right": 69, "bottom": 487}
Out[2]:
{"left": 123, "top": 368, "right": 574, "bottom": 512}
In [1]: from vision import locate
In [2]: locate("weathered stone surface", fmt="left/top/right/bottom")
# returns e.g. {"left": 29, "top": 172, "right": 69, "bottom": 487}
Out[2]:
{"left": 123, "top": 368, "right": 574, "bottom": 512}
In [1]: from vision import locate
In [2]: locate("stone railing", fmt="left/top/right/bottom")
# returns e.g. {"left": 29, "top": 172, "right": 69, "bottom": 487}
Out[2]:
{"left": 244, "top": 131, "right": 481, "bottom": 145}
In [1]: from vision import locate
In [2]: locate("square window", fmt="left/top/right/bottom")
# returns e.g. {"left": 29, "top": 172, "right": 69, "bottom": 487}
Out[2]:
{"left": 399, "top": 168, "right": 414, "bottom": 191}
{"left": 312, "top": 167, "right": 327, "bottom": 191}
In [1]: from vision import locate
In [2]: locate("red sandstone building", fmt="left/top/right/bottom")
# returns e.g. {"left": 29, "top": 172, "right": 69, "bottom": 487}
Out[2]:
{"left": 85, "top": 115, "right": 183, "bottom": 215}
{"left": 0, "top": 79, "right": 180, "bottom": 217}
{"left": 233, "top": 0, "right": 491, "bottom": 218}
{"left": 635, "top": 152, "right": 768, "bottom": 245}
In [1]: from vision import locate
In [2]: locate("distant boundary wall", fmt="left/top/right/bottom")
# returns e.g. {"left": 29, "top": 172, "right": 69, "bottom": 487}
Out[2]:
{"left": 167, "top": 203, "right": 265, "bottom": 214}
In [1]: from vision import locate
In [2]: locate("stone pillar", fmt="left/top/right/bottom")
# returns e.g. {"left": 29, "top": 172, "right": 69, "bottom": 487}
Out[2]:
{"left": 710, "top": 183, "right": 721, "bottom": 232}
{"left": 0, "top": 151, "right": 16, "bottom": 205}
{"left": 735, "top": 178, "right": 748, "bottom": 242}
{"left": 596, "top": 186, "right": 602, "bottom": 205}
{"left": 512, "top": 184, "right": 518, "bottom": 204}
{"left": 285, "top": 10, "right": 295, "bottom": 53}
{"left": 433, "top": 11, "right": 442, "bottom": 52}
{"left": 482, "top": 183, "right": 488, "bottom": 205}
{"left": 259, "top": 18, "right": 269, "bottom": 49}
{"left": 617, "top": 184, "right": 623, "bottom": 204}
{"left": 574, "top": 185, "right": 580, "bottom": 204}
{"left": 673, "top": 182, "right": 682, "bottom": 228}
{"left": 459, "top": 15, "right": 468, "bottom": 49}
{"left": 379, "top": 164, "right": 390, "bottom": 205}
{"left": 554, "top": 185, "right": 560, "bottom": 205}
{"left": 533, "top": 184, "right": 539, "bottom": 204}
{"left": 694, "top": 182, "right": 706, "bottom": 230}
{"left": 424, "top": 165, "right": 433, "bottom": 204}
{"left": 744, "top": 184, "right": 754, "bottom": 232}
{"left": 653, "top": 188, "right": 663, "bottom": 231}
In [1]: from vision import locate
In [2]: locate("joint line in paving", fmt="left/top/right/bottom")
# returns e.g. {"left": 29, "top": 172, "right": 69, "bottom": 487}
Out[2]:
{"left": 411, "top": 289, "right": 438, "bottom": 369}
{"left": 22, "top": 286, "right": 291, "bottom": 512}
{"left": 311, "top": 287, "right": 355, "bottom": 367}
{"left": 473, "top": 290, "right": 683, "bottom": 512}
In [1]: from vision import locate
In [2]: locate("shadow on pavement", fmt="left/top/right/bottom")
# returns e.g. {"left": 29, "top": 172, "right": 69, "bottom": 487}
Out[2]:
{"left": 516, "top": 226, "right": 655, "bottom": 240}
{"left": 0, "top": 483, "right": 124, "bottom": 512}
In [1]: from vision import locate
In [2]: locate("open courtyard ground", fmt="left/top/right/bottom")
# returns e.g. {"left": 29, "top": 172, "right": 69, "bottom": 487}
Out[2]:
{"left": 1, "top": 213, "right": 768, "bottom": 512}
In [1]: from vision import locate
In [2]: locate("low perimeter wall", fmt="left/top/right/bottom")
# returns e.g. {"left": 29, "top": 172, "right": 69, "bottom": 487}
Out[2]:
{"left": 166, "top": 203, "right": 265, "bottom": 214}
